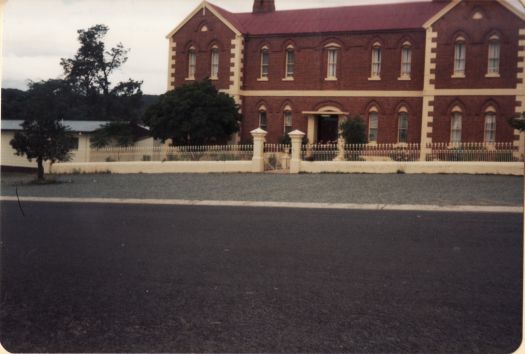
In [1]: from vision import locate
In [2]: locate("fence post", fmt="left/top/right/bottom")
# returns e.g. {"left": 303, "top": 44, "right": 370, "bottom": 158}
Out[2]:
{"left": 251, "top": 128, "right": 267, "bottom": 173}
{"left": 288, "top": 130, "right": 305, "bottom": 174}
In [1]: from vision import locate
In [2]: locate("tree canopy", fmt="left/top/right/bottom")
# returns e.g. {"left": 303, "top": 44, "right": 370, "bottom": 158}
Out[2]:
{"left": 10, "top": 80, "right": 76, "bottom": 180}
{"left": 60, "top": 24, "right": 143, "bottom": 122}
{"left": 143, "top": 80, "right": 241, "bottom": 145}
{"left": 340, "top": 116, "right": 368, "bottom": 144}
{"left": 508, "top": 112, "right": 525, "bottom": 132}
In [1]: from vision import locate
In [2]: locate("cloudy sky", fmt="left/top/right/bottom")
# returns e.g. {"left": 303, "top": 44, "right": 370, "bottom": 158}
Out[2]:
{"left": 2, "top": 0, "right": 524, "bottom": 95}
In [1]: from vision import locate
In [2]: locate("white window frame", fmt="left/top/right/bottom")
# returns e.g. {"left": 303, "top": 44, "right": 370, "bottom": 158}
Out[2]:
{"left": 210, "top": 47, "right": 219, "bottom": 80}
{"left": 450, "top": 111, "right": 462, "bottom": 143}
{"left": 327, "top": 48, "right": 338, "bottom": 79}
{"left": 259, "top": 109, "right": 268, "bottom": 130}
{"left": 398, "top": 109, "right": 408, "bottom": 143}
{"left": 260, "top": 47, "right": 269, "bottom": 79}
{"left": 283, "top": 109, "right": 293, "bottom": 134}
{"left": 371, "top": 44, "right": 382, "bottom": 79}
{"left": 368, "top": 110, "right": 379, "bottom": 143}
{"left": 285, "top": 47, "right": 295, "bottom": 79}
{"left": 400, "top": 44, "right": 411, "bottom": 79}
{"left": 453, "top": 38, "right": 466, "bottom": 77}
{"left": 487, "top": 36, "right": 500, "bottom": 76}
{"left": 188, "top": 48, "right": 196, "bottom": 79}
{"left": 484, "top": 111, "right": 496, "bottom": 143}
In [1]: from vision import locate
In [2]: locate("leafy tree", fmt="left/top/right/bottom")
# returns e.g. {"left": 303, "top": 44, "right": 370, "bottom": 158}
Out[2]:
{"left": 143, "top": 80, "right": 241, "bottom": 145}
{"left": 508, "top": 112, "right": 525, "bottom": 132}
{"left": 60, "top": 24, "right": 144, "bottom": 145}
{"left": 10, "top": 80, "right": 75, "bottom": 180}
{"left": 1, "top": 88, "right": 29, "bottom": 120}
{"left": 340, "top": 115, "right": 368, "bottom": 144}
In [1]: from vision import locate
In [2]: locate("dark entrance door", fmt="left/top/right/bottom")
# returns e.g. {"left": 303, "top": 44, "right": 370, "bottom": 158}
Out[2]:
{"left": 317, "top": 115, "right": 339, "bottom": 143}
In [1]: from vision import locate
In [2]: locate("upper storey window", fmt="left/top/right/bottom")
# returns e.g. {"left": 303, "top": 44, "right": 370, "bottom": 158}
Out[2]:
{"left": 324, "top": 43, "right": 340, "bottom": 80}
{"left": 370, "top": 43, "right": 382, "bottom": 79}
{"left": 260, "top": 46, "right": 269, "bottom": 80}
{"left": 187, "top": 47, "right": 196, "bottom": 80}
{"left": 453, "top": 36, "right": 466, "bottom": 77}
{"left": 487, "top": 35, "right": 500, "bottom": 77}
{"left": 285, "top": 46, "right": 295, "bottom": 79}
{"left": 210, "top": 46, "right": 219, "bottom": 80}
{"left": 400, "top": 42, "right": 412, "bottom": 79}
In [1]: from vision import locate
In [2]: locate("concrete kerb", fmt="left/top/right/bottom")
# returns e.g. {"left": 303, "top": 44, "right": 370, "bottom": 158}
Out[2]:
{"left": 1, "top": 196, "right": 522, "bottom": 214}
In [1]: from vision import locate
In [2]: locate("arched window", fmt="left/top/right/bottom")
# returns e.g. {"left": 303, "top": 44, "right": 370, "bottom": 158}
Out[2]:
{"left": 487, "top": 35, "right": 500, "bottom": 76}
{"left": 285, "top": 45, "right": 295, "bottom": 79}
{"left": 258, "top": 105, "right": 268, "bottom": 130}
{"left": 484, "top": 106, "right": 497, "bottom": 143}
{"left": 210, "top": 46, "right": 219, "bottom": 79}
{"left": 368, "top": 107, "right": 379, "bottom": 143}
{"left": 398, "top": 107, "right": 408, "bottom": 143}
{"left": 400, "top": 42, "right": 412, "bottom": 78}
{"left": 450, "top": 106, "right": 463, "bottom": 143}
{"left": 324, "top": 43, "right": 340, "bottom": 80}
{"left": 260, "top": 46, "right": 269, "bottom": 79}
{"left": 454, "top": 36, "right": 466, "bottom": 77}
{"left": 188, "top": 47, "right": 196, "bottom": 79}
{"left": 283, "top": 105, "right": 293, "bottom": 134}
{"left": 371, "top": 42, "right": 382, "bottom": 78}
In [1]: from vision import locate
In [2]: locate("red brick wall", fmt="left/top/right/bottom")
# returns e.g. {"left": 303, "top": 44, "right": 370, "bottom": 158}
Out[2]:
{"left": 241, "top": 96, "right": 422, "bottom": 144}
{"left": 171, "top": 9, "right": 236, "bottom": 90}
{"left": 242, "top": 31, "right": 426, "bottom": 91}
{"left": 432, "top": 96, "right": 517, "bottom": 142}
{"left": 432, "top": 0, "right": 522, "bottom": 89}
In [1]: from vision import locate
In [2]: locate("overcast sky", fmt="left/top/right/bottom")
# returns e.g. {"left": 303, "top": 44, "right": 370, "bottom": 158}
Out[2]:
{"left": 2, "top": 0, "right": 524, "bottom": 95}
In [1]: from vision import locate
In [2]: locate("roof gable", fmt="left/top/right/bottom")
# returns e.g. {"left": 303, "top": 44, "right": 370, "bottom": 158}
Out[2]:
{"left": 166, "top": 1, "right": 241, "bottom": 39}
{"left": 423, "top": 0, "right": 525, "bottom": 28}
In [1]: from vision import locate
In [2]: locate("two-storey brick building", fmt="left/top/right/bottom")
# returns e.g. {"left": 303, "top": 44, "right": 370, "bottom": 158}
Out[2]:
{"left": 167, "top": 0, "right": 525, "bottom": 149}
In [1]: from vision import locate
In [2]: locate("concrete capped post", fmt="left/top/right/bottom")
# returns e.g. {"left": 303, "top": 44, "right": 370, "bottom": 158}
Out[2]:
{"left": 288, "top": 129, "right": 305, "bottom": 174}
{"left": 251, "top": 128, "right": 267, "bottom": 172}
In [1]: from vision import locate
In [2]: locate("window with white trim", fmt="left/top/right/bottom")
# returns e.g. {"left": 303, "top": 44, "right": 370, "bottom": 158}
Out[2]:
{"left": 210, "top": 47, "right": 219, "bottom": 79}
{"left": 400, "top": 44, "right": 412, "bottom": 78}
{"left": 261, "top": 47, "right": 269, "bottom": 78}
{"left": 283, "top": 109, "right": 292, "bottom": 134}
{"left": 487, "top": 36, "right": 500, "bottom": 75}
{"left": 398, "top": 109, "right": 408, "bottom": 143}
{"left": 259, "top": 109, "right": 268, "bottom": 130}
{"left": 327, "top": 48, "right": 338, "bottom": 79}
{"left": 371, "top": 44, "right": 382, "bottom": 78}
{"left": 484, "top": 109, "right": 496, "bottom": 143}
{"left": 454, "top": 37, "right": 466, "bottom": 76}
{"left": 285, "top": 47, "right": 295, "bottom": 78}
{"left": 368, "top": 109, "right": 378, "bottom": 143}
{"left": 450, "top": 111, "right": 462, "bottom": 143}
{"left": 188, "top": 48, "right": 196, "bottom": 79}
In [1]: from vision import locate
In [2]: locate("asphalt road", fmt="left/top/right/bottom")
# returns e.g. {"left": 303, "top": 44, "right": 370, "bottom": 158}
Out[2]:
{"left": 0, "top": 201, "right": 522, "bottom": 353}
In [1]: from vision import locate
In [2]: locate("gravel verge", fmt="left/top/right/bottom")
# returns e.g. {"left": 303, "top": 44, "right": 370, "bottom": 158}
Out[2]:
{"left": 1, "top": 172, "right": 522, "bottom": 206}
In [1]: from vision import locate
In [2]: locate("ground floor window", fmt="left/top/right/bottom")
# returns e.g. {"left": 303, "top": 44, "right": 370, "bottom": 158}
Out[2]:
{"left": 259, "top": 111, "right": 268, "bottom": 130}
{"left": 484, "top": 112, "right": 496, "bottom": 143}
{"left": 450, "top": 112, "right": 462, "bottom": 143}
{"left": 368, "top": 111, "right": 378, "bottom": 143}
{"left": 398, "top": 111, "right": 408, "bottom": 143}
{"left": 284, "top": 110, "right": 292, "bottom": 134}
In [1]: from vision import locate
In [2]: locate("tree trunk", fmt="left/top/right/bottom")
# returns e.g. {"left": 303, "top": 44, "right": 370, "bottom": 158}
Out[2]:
{"left": 36, "top": 157, "right": 44, "bottom": 181}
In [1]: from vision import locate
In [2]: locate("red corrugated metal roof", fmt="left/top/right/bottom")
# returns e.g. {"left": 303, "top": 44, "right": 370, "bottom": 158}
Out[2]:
{"left": 209, "top": 1, "right": 448, "bottom": 35}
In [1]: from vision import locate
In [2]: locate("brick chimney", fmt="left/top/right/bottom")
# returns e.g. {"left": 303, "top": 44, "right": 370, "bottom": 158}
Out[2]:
{"left": 253, "top": 0, "right": 275, "bottom": 14}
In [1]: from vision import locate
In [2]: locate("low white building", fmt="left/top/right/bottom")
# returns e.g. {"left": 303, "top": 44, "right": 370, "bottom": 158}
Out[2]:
{"left": 1, "top": 120, "right": 156, "bottom": 170}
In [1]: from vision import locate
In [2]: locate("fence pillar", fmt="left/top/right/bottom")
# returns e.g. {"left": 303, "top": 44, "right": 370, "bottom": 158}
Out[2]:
{"left": 251, "top": 128, "right": 267, "bottom": 172}
{"left": 288, "top": 130, "right": 305, "bottom": 174}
